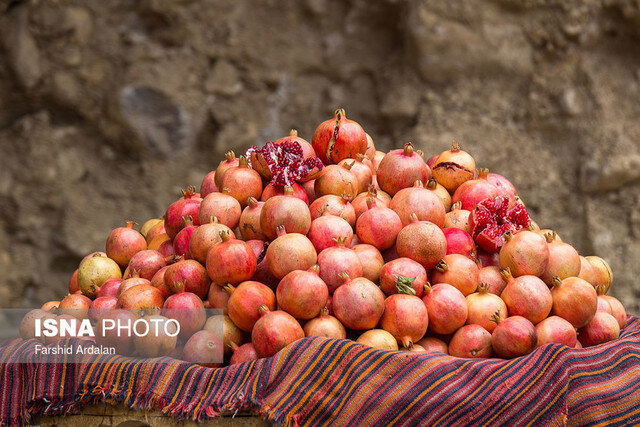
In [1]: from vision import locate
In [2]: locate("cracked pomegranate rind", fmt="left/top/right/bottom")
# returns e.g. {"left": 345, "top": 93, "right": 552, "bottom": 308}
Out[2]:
{"left": 469, "top": 196, "right": 530, "bottom": 253}
{"left": 246, "top": 141, "right": 323, "bottom": 187}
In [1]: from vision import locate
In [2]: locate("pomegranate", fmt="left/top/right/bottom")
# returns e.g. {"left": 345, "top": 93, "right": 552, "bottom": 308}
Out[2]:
{"left": 172, "top": 217, "right": 197, "bottom": 258}
{"left": 465, "top": 283, "right": 507, "bottom": 333}
{"left": 302, "top": 180, "right": 316, "bottom": 204}
{"left": 443, "top": 202, "right": 471, "bottom": 233}
{"left": 247, "top": 240, "right": 279, "bottom": 290}
{"left": 150, "top": 267, "right": 171, "bottom": 299}
{"left": 535, "top": 316, "right": 577, "bottom": 348}
{"left": 431, "top": 142, "right": 476, "bottom": 192}
{"left": 140, "top": 218, "right": 163, "bottom": 238}
{"left": 499, "top": 231, "right": 549, "bottom": 277}
{"left": 487, "top": 173, "right": 517, "bottom": 207}
{"left": 220, "top": 156, "right": 263, "bottom": 207}
{"left": 449, "top": 324, "right": 492, "bottom": 358}
{"left": 600, "top": 294, "right": 627, "bottom": 329}
{"left": 156, "top": 239, "right": 176, "bottom": 259}
{"left": 260, "top": 186, "right": 312, "bottom": 240}
{"left": 225, "top": 281, "right": 276, "bottom": 332}
{"left": 310, "top": 194, "right": 356, "bottom": 227}
{"left": 352, "top": 244, "right": 384, "bottom": 283}
{"left": 148, "top": 234, "right": 170, "bottom": 252}
{"left": 338, "top": 157, "right": 373, "bottom": 194}
{"left": 41, "top": 301, "right": 59, "bottom": 312}
{"left": 207, "top": 231, "right": 257, "bottom": 285}
{"left": 317, "top": 241, "right": 363, "bottom": 293}
{"left": 585, "top": 256, "right": 613, "bottom": 293}
{"left": 116, "top": 284, "right": 164, "bottom": 314}
{"left": 164, "top": 186, "right": 202, "bottom": 239}
{"left": 426, "top": 179, "right": 452, "bottom": 212}
{"left": 431, "top": 254, "right": 479, "bottom": 296}
{"left": 133, "top": 315, "right": 178, "bottom": 357}
{"left": 578, "top": 311, "right": 620, "bottom": 347}
{"left": 251, "top": 306, "right": 304, "bottom": 358}
{"left": 20, "top": 309, "right": 55, "bottom": 340}
{"left": 68, "top": 269, "right": 79, "bottom": 293}
{"left": 550, "top": 276, "right": 597, "bottom": 328}
{"left": 164, "top": 260, "right": 210, "bottom": 298}
{"left": 106, "top": 221, "right": 147, "bottom": 267}
{"left": 207, "top": 284, "right": 230, "bottom": 314}
{"left": 162, "top": 291, "right": 206, "bottom": 339}
{"left": 422, "top": 283, "right": 468, "bottom": 335}
{"left": 312, "top": 108, "right": 367, "bottom": 164}
{"left": 332, "top": 275, "right": 385, "bottom": 330}
{"left": 372, "top": 151, "right": 385, "bottom": 172}
{"left": 94, "top": 309, "right": 138, "bottom": 355}
{"left": 274, "top": 129, "right": 316, "bottom": 158}
{"left": 452, "top": 169, "right": 500, "bottom": 211}
{"left": 469, "top": 196, "right": 531, "bottom": 253}
{"left": 88, "top": 296, "right": 117, "bottom": 323}
{"left": 377, "top": 143, "right": 431, "bottom": 196}
{"left": 443, "top": 228, "right": 476, "bottom": 259}
{"left": 277, "top": 265, "right": 329, "bottom": 320}
{"left": 379, "top": 294, "right": 429, "bottom": 348}
{"left": 117, "top": 272, "right": 151, "bottom": 297}
{"left": 352, "top": 186, "right": 391, "bottom": 220}
{"left": 357, "top": 329, "right": 399, "bottom": 351}
{"left": 261, "top": 182, "right": 309, "bottom": 203}
{"left": 96, "top": 277, "right": 123, "bottom": 298}
{"left": 229, "top": 342, "right": 259, "bottom": 365}
{"left": 364, "top": 133, "right": 376, "bottom": 159}
{"left": 396, "top": 216, "right": 447, "bottom": 269}
{"left": 477, "top": 250, "right": 499, "bottom": 267}
{"left": 314, "top": 163, "right": 358, "bottom": 199}
{"left": 491, "top": 314, "right": 537, "bottom": 359}
{"left": 308, "top": 214, "right": 353, "bottom": 253}
{"left": 265, "top": 227, "right": 317, "bottom": 279}
{"left": 379, "top": 258, "right": 427, "bottom": 297}
{"left": 500, "top": 268, "right": 552, "bottom": 324}
{"left": 539, "top": 232, "right": 581, "bottom": 285}
{"left": 390, "top": 181, "right": 445, "bottom": 227}
{"left": 596, "top": 286, "right": 613, "bottom": 314}
{"left": 426, "top": 154, "right": 439, "bottom": 169}
{"left": 58, "top": 294, "right": 92, "bottom": 319}
{"left": 145, "top": 220, "right": 166, "bottom": 244}
{"left": 199, "top": 170, "right": 218, "bottom": 198}
{"left": 125, "top": 249, "right": 167, "bottom": 280}
{"left": 303, "top": 308, "right": 347, "bottom": 339}
{"left": 247, "top": 140, "right": 322, "bottom": 186}
{"left": 198, "top": 191, "right": 242, "bottom": 229}
{"left": 478, "top": 266, "right": 507, "bottom": 295}
{"left": 183, "top": 330, "right": 223, "bottom": 367}
{"left": 416, "top": 337, "right": 449, "bottom": 354}
{"left": 356, "top": 198, "right": 403, "bottom": 250}
{"left": 577, "top": 256, "right": 598, "bottom": 286}
{"left": 77, "top": 253, "right": 122, "bottom": 298}
{"left": 189, "top": 217, "right": 234, "bottom": 264}
{"left": 203, "top": 315, "right": 240, "bottom": 355}
{"left": 215, "top": 151, "right": 240, "bottom": 189}
{"left": 239, "top": 197, "right": 266, "bottom": 240}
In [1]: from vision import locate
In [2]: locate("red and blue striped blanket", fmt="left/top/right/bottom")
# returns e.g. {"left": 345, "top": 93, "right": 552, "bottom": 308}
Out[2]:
{"left": 1, "top": 316, "right": 639, "bottom": 426}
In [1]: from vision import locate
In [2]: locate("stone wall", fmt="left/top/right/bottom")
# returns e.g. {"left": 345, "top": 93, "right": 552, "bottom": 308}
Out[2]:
{"left": 0, "top": 0, "right": 639, "bottom": 312}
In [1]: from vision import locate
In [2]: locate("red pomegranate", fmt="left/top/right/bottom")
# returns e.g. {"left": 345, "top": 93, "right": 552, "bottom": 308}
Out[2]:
{"left": 247, "top": 140, "right": 322, "bottom": 187}
{"left": 379, "top": 257, "right": 427, "bottom": 297}
{"left": 500, "top": 268, "right": 552, "bottom": 324}
{"left": 487, "top": 173, "right": 517, "bottom": 207}
{"left": 145, "top": 221, "right": 166, "bottom": 244}
{"left": 172, "top": 217, "right": 197, "bottom": 259}
{"left": 274, "top": 129, "right": 316, "bottom": 158}
{"left": 229, "top": 342, "right": 259, "bottom": 365}
{"left": 312, "top": 108, "right": 367, "bottom": 164}
{"left": 377, "top": 143, "right": 431, "bottom": 196}
{"left": 156, "top": 239, "right": 176, "bottom": 259}
{"left": 150, "top": 267, "right": 171, "bottom": 299}
{"left": 207, "top": 231, "right": 257, "bottom": 286}
{"left": 577, "top": 256, "right": 598, "bottom": 286}
{"left": 125, "top": 249, "right": 167, "bottom": 280}
{"left": 491, "top": 314, "right": 537, "bottom": 359}
{"left": 162, "top": 291, "right": 207, "bottom": 338}
{"left": 499, "top": 231, "right": 549, "bottom": 277}
{"left": 416, "top": 337, "right": 449, "bottom": 354}
{"left": 539, "top": 232, "right": 581, "bottom": 285}
{"left": 380, "top": 294, "right": 429, "bottom": 348}
{"left": 352, "top": 244, "right": 384, "bottom": 283}
{"left": 478, "top": 266, "right": 507, "bottom": 295}
{"left": 469, "top": 196, "right": 530, "bottom": 253}
{"left": 206, "top": 284, "right": 229, "bottom": 313}
{"left": 116, "top": 284, "right": 164, "bottom": 313}
{"left": 225, "top": 281, "right": 276, "bottom": 332}
{"left": 106, "top": 221, "right": 147, "bottom": 267}
{"left": 338, "top": 157, "right": 373, "bottom": 194}
{"left": 465, "top": 283, "right": 507, "bottom": 333}
{"left": 117, "top": 272, "right": 151, "bottom": 297}
{"left": 164, "top": 186, "right": 202, "bottom": 239}
{"left": 133, "top": 315, "right": 178, "bottom": 357}
{"left": 452, "top": 169, "right": 500, "bottom": 211}
{"left": 317, "top": 241, "right": 363, "bottom": 293}
{"left": 364, "top": 133, "right": 376, "bottom": 159}
{"left": 261, "top": 182, "right": 308, "bottom": 203}
{"left": 535, "top": 316, "right": 577, "bottom": 348}
{"left": 426, "top": 179, "right": 452, "bottom": 212}
{"left": 88, "top": 296, "right": 117, "bottom": 323}
{"left": 239, "top": 197, "right": 266, "bottom": 240}
{"left": 189, "top": 217, "right": 234, "bottom": 264}
{"left": 422, "top": 283, "right": 468, "bottom": 335}
{"left": 309, "top": 194, "right": 356, "bottom": 227}
{"left": 390, "top": 181, "right": 445, "bottom": 227}
{"left": 443, "top": 228, "right": 476, "bottom": 259}
{"left": 314, "top": 163, "right": 359, "bottom": 199}
{"left": 449, "top": 325, "right": 492, "bottom": 358}
{"left": 596, "top": 285, "right": 613, "bottom": 314}
{"left": 431, "top": 142, "right": 476, "bottom": 192}
{"left": 356, "top": 198, "right": 403, "bottom": 251}
{"left": 140, "top": 218, "right": 162, "bottom": 239}
{"left": 357, "top": 329, "right": 398, "bottom": 351}
{"left": 58, "top": 294, "right": 92, "bottom": 319}
{"left": 308, "top": 214, "right": 353, "bottom": 253}
{"left": 396, "top": 215, "right": 447, "bottom": 269}
{"left": 443, "top": 202, "right": 471, "bottom": 234}
{"left": 199, "top": 170, "right": 218, "bottom": 198}
{"left": 351, "top": 186, "right": 391, "bottom": 220}
{"left": 302, "top": 180, "right": 316, "bottom": 204}
{"left": 40, "top": 301, "right": 59, "bottom": 313}
{"left": 164, "top": 259, "right": 210, "bottom": 298}
{"left": 252, "top": 306, "right": 304, "bottom": 358}
{"left": 94, "top": 309, "right": 138, "bottom": 355}
{"left": 277, "top": 265, "right": 329, "bottom": 320}
{"left": 68, "top": 269, "right": 79, "bottom": 294}
{"left": 550, "top": 277, "right": 597, "bottom": 328}
{"left": 265, "top": 227, "right": 317, "bottom": 279}
{"left": 96, "top": 277, "right": 123, "bottom": 298}
{"left": 477, "top": 250, "right": 499, "bottom": 268}
{"left": 332, "top": 275, "right": 385, "bottom": 330}
{"left": 214, "top": 151, "right": 240, "bottom": 189}
{"left": 220, "top": 156, "right": 263, "bottom": 207}
{"left": 198, "top": 191, "right": 242, "bottom": 230}
{"left": 247, "top": 240, "right": 279, "bottom": 290}
{"left": 578, "top": 311, "right": 620, "bottom": 347}
{"left": 182, "top": 330, "right": 223, "bottom": 367}
{"left": 431, "top": 254, "right": 480, "bottom": 296}
{"left": 259, "top": 186, "right": 312, "bottom": 240}
{"left": 600, "top": 294, "right": 627, "bottom": 330}
{"left": 303, "top": 309, "right": 347, "bottom": 339}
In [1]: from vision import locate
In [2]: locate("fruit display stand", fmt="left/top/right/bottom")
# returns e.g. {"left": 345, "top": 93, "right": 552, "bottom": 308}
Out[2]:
{"left": 2, "top": 321, "right": 640, "bottom": 426}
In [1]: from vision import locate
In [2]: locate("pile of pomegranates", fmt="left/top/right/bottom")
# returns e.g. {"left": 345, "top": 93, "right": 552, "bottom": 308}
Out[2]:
{"left": 28, "top": 109, "right": 628, "bottom": 365}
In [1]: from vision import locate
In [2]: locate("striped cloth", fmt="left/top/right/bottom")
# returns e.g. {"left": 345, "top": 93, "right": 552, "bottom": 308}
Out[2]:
{"left": 1, "top": 316, "right": 640, "bottom": 426}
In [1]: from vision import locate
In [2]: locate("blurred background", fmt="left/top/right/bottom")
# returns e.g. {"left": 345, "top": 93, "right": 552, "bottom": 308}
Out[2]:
{"left": 0, "top": 0, "right": 638, "bottom": 312}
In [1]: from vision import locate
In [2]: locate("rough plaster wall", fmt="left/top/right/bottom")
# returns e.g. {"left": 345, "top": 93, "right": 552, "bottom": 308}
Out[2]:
{"left": 0, "top": 0, "right": 639, "bottom": 312}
